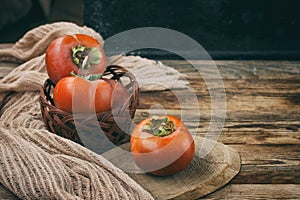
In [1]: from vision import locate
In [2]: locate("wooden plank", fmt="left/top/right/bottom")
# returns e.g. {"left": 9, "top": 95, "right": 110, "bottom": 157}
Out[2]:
{"left": 137, "top": 61, "right": 300, "bottom": 113}
{"left": 139, "top": 91, "right": 300, "bottom": 111}
{"left": 231, "top": 145, "right": 300, "bottom": 184}
{"left": 202, "top": 184, "right": 300, "bottom": 199}
{"left": 163, "top": 60, "right": 300, "bottom": 80}
{"left": 232, "top": 144, "right": 300, "bottom": 165}
{"left": 234, "top": 164, "right": 300, "bottom": 184}
{"left": 216, "top": 129, "right": 299, "bottom": 145}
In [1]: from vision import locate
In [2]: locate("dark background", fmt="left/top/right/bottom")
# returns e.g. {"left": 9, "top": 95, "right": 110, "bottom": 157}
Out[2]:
{"left": 0, "top": 0, "right": 83, "bottom": 43}
{"left": 1, "top": 0, "right": 300, "bottom": 60}
{"left": 84, "top": 0, "right": 300, "bottom": 60}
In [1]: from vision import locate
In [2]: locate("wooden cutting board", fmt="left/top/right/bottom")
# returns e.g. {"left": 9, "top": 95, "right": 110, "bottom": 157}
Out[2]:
{"left": 102, "top": 135, "right": 241, "bottom": 199}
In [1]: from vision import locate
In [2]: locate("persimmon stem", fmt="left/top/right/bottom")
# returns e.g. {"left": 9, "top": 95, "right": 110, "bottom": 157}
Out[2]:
{"left": 143, "top": 116, "right": 175, "bottom": 137}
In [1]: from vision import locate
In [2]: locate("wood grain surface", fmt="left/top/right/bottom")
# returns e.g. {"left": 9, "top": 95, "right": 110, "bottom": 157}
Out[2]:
{"left": 0, "top": 60, "right": 299, "bottom": 199}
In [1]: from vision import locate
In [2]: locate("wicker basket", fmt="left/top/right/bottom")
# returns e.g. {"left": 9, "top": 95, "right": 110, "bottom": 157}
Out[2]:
{"left": 39, "top": 65, "right": 139, "bottom": 147}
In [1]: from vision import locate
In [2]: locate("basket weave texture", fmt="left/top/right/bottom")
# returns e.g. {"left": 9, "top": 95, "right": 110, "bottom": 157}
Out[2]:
{"left": 39, "top": 65, "right": 139, "bottom": 146}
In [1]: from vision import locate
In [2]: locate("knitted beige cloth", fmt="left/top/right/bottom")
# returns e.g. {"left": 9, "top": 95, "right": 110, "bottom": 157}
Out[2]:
{"left": 0, "top": 22, "right": 162, "bottom": 199}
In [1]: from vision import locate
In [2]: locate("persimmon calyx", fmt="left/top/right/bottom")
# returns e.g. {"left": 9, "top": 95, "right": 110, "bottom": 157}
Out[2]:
{"left": 143, "top": 116, "right": 175, "bottom": 137}
{"left": 72, "top": 45, "right": 102, "bottom": 69}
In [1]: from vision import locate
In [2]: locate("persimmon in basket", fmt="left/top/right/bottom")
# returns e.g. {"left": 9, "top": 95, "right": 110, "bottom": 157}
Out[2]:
{"left": 46, "top": 34, "right": 107, "bottom": 84}
{"left": 45, "top": 34, "right": 129, "bottom": 114}
{"left": 53, "top": 75, "right": 129, "bottom": 113}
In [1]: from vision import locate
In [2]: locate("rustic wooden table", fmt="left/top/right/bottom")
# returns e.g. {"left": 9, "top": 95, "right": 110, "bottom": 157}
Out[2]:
{"left": 0, "top": 60, "right": 299, "bottom": 199}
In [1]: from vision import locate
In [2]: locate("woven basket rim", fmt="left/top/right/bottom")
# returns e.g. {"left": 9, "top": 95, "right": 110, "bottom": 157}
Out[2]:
{"left": 39, "top": 65, "right": 139, "bottom": 146}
